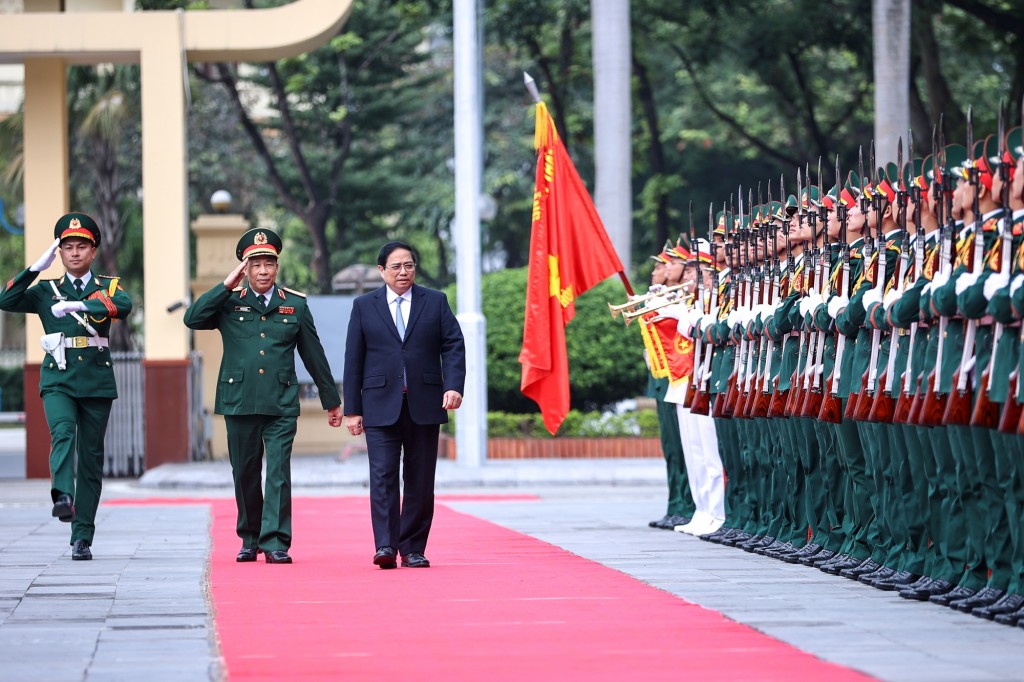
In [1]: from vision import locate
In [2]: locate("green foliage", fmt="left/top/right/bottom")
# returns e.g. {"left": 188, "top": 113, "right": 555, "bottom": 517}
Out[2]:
{"left": 481, "top": 408, "right": 657, "bottom": 438}
{"left": 448, "top": 267, "right": 647, "bottom": 413}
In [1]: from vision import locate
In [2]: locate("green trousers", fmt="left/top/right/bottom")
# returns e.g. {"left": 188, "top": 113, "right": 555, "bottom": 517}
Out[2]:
{"left": 224, "top": 414, "right": 298, "bottom": 552}
{"left": 42, "top": 391, "right": 112, "bottom": 546}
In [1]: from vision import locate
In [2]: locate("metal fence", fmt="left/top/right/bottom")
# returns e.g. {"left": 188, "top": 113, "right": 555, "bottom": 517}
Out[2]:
{"left": 0, "top": 350, "right": 209, "bottom": 477}
{"left": 105, "top": 351, "right": 145, "bottom": 477}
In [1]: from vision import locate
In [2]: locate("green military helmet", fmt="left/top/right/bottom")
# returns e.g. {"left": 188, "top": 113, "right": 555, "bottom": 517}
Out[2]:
{"left": 921, "top": 153, "right": 937, "bottom": 186}
{"left": 714, "top": 210, "right": 733, "bottom": 236}
{"left": 800, "top": 185, "right": 821, "bottom": 210}
{"left": 822, "top": 183, "right": 839, "bottom": 210}
{"left": 54, "top": 212, "right": 101, "bottom": 247}
{"left": 844, "top": 170, "right": 862, "bottom": 194}
{"left": 785, "top": 194, "right": 799, "bottom": 216}
{"left": 235, "top": 227, "right": 283, "bottom": 261}
{"left": 768, "top": 200, "right": 786, "bottom": 222}
{"left": 939, "top": 143, "right": 969, "bottom": 184}
{"left": 1006, "top": 126, "right": 1022, "bottom": 162}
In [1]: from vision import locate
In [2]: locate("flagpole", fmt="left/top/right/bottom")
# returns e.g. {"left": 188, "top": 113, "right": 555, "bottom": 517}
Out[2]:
{"left": 454, "top": 0, "right": 487, "bottom": 467}
{"left": 523, "top": 73, "right": 634, "bottom": 298}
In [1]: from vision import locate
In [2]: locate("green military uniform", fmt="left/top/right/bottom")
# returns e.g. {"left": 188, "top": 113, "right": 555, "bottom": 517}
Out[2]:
{"left": 0, "top": 212, "right": 132, "bottom": 558}
{"left": 183, "top": 228, "right": 340, "bottom": 558}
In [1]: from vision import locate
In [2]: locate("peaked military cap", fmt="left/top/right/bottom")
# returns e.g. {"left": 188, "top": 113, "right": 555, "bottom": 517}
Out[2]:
{"left": 236, "top": 227, "right": 283, "bottom": 261}
{"left": 54, "top": 212, "right": 101, "bottom": 247}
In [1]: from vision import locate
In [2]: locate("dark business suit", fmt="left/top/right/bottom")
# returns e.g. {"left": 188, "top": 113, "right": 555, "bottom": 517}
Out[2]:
{"left": 343, "top": 283, "right": 466, "bottom": 555}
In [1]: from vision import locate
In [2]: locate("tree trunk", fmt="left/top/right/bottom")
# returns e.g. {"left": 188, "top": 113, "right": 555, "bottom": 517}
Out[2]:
{"left": 873, "top": 0, "right": 911, "bottom": 166}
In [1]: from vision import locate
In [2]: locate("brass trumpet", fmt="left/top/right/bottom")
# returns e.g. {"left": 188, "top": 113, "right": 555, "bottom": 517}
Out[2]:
{"left": 607, "top": 282, "right": 688, "bottom": 319}
{"left": 619, "top": 283, "right": 693, "bottom": 326}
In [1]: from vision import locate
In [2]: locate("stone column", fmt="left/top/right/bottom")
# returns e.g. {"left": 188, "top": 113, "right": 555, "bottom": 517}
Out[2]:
{"left": 190, "top": 213, "right": 251, "bottom": 459}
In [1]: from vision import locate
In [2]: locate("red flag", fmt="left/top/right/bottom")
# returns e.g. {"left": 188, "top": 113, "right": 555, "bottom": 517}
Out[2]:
{"left": 519, "top": 102, "right": 625, "bottom": 434}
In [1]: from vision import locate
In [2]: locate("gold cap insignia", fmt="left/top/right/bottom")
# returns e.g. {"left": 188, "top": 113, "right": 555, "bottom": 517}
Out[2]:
{"left": 70, "top": 218, "right": 81, "bottom": 229}
{"left": 254, "top": 231, "right": 268, "bottom": 246}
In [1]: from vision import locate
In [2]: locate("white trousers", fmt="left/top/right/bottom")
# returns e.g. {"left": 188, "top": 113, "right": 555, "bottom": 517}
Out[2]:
{"left": 674, "top": 389, "right": 725, "bottom": 522}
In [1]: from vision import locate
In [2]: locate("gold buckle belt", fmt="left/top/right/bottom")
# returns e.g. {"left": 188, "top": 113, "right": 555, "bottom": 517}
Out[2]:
{"left": 63, "top": 336, "right": 107, "bottom": 349}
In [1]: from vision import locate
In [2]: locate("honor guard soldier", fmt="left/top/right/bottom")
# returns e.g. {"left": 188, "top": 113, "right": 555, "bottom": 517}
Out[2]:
{"left": 184, "top": 228, "right": 343, "bottom": 564}
{"left": 0, "top": 212, "right": 132, "bottom": 560}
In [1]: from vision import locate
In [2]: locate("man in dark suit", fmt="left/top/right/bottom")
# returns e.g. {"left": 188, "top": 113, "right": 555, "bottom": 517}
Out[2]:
{"left": 184, "top": 227, "right": 343, "bottom": 564}
{"left": 343, "top": 241, "right": 466, "bottom": 569}
{"left": 0, "top": 212, "right": 132, "bottom": 561}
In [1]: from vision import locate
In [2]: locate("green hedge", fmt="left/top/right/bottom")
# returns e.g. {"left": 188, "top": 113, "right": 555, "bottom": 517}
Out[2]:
{"left": 447, "top": 409, "right": 659, "bottom": 439}
{"left": 447, "top": 267, "right": 648, "bottom": 413}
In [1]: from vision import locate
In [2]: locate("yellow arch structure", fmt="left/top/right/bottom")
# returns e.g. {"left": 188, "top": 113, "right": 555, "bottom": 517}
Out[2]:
{"left": 0, "top": 0, "right": 352, "bottom": 474}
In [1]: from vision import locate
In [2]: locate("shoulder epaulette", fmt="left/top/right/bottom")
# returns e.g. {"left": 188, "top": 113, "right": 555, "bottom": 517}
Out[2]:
{"left": 232, "top": 286, "right": 245, "bottom": 292}
{"left": 281, "top": 286, "right": 307, "bottom": 298}
{"left": 98, "top": 275, "right": 121, "bottom": 295}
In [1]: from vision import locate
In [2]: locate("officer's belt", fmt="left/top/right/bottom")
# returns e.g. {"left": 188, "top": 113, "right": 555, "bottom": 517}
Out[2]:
{"left": 62, "top": 336, "right": 108, "bottom": 349}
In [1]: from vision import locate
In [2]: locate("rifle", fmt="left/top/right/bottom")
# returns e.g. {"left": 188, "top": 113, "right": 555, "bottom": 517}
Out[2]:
{"left": 738, "top": 188, "right": 761, "bottom": 418}
{"left": 770, "top": 167, "right": 801, "bottom": 417}
{"left": 869, "top": 138, "right": 906, "bottom": 423}
{"left": 752, "top": 179, "right": 784, "bottom": 418}
{"left": 916, "top": 121, "right": 955, "bottom": 426}
{"left": 944, "top": 107, "right": 980, "bottom": 425}
{"left": 855, "top": 142, "right": 894, "bottom": 421}
{"left": 846, "top": 146, "right": 879, "bottom": 420}
{"left": 797, "top": 158, "right": 829, "bottom": 418}
{"left": 683, "top": 201, "right": 701, "bottom": 409}
{"left": 819, "top": 154, "right": 849, "bottom": 423}
{"left": 719, "top": 193, "right": 745, "bottom": 417}
{"left": 893, "top": 131, "right": 923, "bottom": 424}
{"left": 690, "top": 203, "right": 718, "bottom": 416}
{"left": 976, "top": 103, "right": 1011, "bottom": 428}
{"left": 907, "top": 124, "right": 945, "bottom": 424}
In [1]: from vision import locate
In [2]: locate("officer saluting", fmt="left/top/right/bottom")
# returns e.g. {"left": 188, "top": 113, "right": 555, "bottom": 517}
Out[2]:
{"left": 184, "top": 227, "right": 342, "bottom": 564}
{"left": 0, "top": 212, "right": 132, "bottom": 560}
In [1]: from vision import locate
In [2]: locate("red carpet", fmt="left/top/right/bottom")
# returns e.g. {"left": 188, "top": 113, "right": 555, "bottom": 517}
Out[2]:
{"left": 186, "top": 496, "right": 873, "bottom": 681}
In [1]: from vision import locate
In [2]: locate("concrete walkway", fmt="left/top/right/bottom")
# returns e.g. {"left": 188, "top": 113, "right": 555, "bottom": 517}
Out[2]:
{"left": 1, "top": 455, "right": 1023, "bottom": 680}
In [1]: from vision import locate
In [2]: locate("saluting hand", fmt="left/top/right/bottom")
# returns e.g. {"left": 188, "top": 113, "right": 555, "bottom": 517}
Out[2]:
{"left": 442, "top": 390, "right": 463, "bottom": 410}
{"left": 30, "top": 238, "right": 61, "bottom": 273}
{"left": 223, "top": 258, "right": 248, "bottom": 290}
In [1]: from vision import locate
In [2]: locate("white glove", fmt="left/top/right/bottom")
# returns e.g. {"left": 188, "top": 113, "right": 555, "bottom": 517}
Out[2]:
{"left": 677, "top": 311, "right": 697, "bottom": 339}
{"left": 955, "top": 271, "right": 980, "bottom": 295}
{"left": 700, "top": 314, "right": 716, "bottom": 333}
{"left": 883, "top": 288, "right": 903, "bottom": 309}
{"left": 862, "top": 288, "right": 883, "bottom": 308}
{"left": 984, "top": 272, "right": 1010, "bottom": 300}
{"left": 50, "top": 300, "right": 87, "bottom": 318}
{"left": 705, "top": 305, "right": 720, "bottom": 323}
{"left": 657, "top": 302, "right": 684, "bottom": 320}
{"left": 827, "top": 295, "right": 849, "bottom": 319}
{"left": 930, "top": 270, "right": 950, "bottom": 289}
{"left": 1010, "top": 274, "right": 1024, "bottom": 298}
{"left": 727, "top": 311, "right": 741, "bottom": 329}
{"left": 30, "top": 238, "right": 61, "bottom": 272}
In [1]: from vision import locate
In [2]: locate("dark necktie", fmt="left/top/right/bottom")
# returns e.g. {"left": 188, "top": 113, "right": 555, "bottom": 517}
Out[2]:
{"left": 74, "top": 278, "right": 83, "bottom": 295}
{"left": 260, "top": 294, "right": 268, "bottom": 308}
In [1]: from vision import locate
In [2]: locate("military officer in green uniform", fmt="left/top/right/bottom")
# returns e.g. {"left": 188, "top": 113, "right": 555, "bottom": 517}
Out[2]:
{"left": 0, "top": 212, "right": 132, "bottom": 561}
{"left": 184, "top": 227, "right": 342, "bottom": 564}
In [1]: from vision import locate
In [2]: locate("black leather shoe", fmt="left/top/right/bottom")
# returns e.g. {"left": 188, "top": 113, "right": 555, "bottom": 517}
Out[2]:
{"left": 824, "top": 556, "right": 863, "bottom": 575}
{"left": 972, "top": 593, "right": 1024, "bottom": 620}
{"left": 265, "top": 550, "right": 292, "bottom": 564}
{"left": 668, "top": 514, "right": 692, "bottom": 528}
{"left": 929, "top": 585, "right": 975, "bottom": 606}
{"left": 952, "top": 587, "right": 1004, "bottom": 613}
{"left": 52, "top": 494, "right": 75, "bottom": 523}
{"left": 71, "top": 539, "right": 91, "bottom": 561}
{"left": 720, "top": 531, "right": 752, "bottom": 547}
{"left": 648, "top": 515, "right": 672, "bottom": 529}
{"left": 800, "top": 548, "right": 833, "bottom": 566}
{"left": 840, "top": 559, "right": 880, "bottom": 579}
{"left": 994, "top": 606, "right": 1024, "bottom": 626}
{"left": 236, "top": 547, "right": 259, "bottom": 562}
{"left": 871, "top": 570, "right": 919, "bottom": 591}
{"left": 401, "top": 552, "right": 430, "bottom": 568}
{"left": 858, "top": 566, "right": 895, "bottom": 585}
{"left": 899, "top": 577, "right": 953, "bottom": 601}
{"left": 373, "top": 546, "right": 397, "bottom": 569}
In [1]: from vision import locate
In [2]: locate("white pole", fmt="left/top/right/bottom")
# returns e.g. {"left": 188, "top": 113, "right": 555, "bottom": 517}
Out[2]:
{"left": 591, "top": 0, "right": 632, "bottom": 270}
{"left": 453, "top": 0, "right": 487, "bottom": 467}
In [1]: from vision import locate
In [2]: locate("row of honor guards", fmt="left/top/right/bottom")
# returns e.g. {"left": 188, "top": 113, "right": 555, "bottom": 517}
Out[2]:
{"left": 617, "top": 106, "right": 1024, "bottom": 628}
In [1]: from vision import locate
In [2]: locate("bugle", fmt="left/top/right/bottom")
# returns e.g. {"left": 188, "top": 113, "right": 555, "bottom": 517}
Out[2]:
{"left": 608, "top": 282, "right": 688, "bottom": 318}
